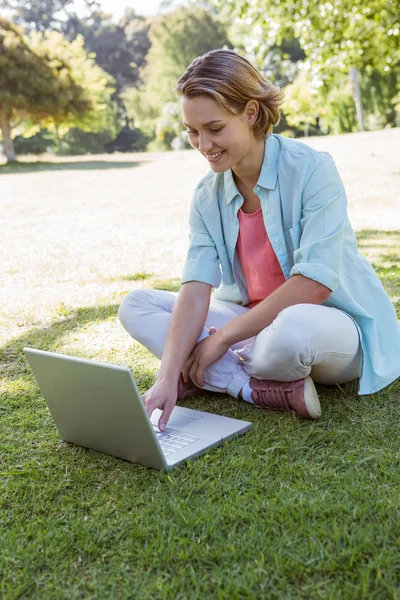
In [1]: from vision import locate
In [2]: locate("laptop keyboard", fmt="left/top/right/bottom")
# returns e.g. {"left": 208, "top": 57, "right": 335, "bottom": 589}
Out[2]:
{"left": 154, "top": 428, "right": 201, "bottom": 457}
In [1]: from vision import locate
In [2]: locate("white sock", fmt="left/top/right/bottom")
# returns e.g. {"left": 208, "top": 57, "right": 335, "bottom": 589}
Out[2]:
{"left": 241, "top": 381, "right": 254, "bottom": 404}
{"left": 200, "top": 348, "right": 250, "bottom": 399}
{"left": 198, "top": 328, "right": 251, "bottom": 400}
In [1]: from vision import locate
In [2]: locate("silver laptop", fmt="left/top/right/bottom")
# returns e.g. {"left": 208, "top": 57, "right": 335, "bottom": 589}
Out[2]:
{"left": 24, "top": 347, "right": 252, "bottom": 471}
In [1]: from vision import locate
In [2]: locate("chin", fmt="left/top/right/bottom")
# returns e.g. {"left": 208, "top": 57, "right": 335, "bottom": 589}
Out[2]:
{"left": 209, "top": 163, "right": 229, "bottom": 173}
{"left": 207, "top": 154, "right": 234, "bottom": 174}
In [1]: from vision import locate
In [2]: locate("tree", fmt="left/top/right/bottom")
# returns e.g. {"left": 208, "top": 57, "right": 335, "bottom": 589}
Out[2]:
{"left": 283, "top": 71, "right": 323, "bottom": 136}
{"left": 317, "top": 74, "right": 358, "bottom": 134}
{"left": 0, "top": 18, "right": 86, "bottom": 160}
{"left": 0, "top": 0, "right": 77, "bottom": 32}
{"left": 1, "top": 1, "right": 152, "bottom": 94}
{"left": 65, "top": 7, "right": 151, "bottom": 94}
{"left": 212, "top": 0, "right": 399, "bottom": 73}
{"left": 0, "top": 18, "right": 115, "bottom": 161}
{"left": 123, "top": 6, "right": 232, "bottom": 146}
{"left": 29, "top": 30, "right": 117, "bottom": 141}
{"left": 211, "top": 0, "right": 400, "bottom": 131}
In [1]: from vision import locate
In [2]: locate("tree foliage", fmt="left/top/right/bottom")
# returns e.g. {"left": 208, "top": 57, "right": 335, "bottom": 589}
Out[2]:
{"left": 0, "top": 17, "right": 116, "bottom": 160}
{"left": 65, "top": 7, "right": 151, "bottom": 94}
{"left": 210, "top": 0, "right": 400, "bottom": 134}
{"left": 283, "top": 71, "right": 322, "bottom": 134}
{"left": 123, "top": 6, "right": 232, "bottom": 147}
{"left": 0, "top": 1, "right": 153, "bottom": 157}
{"left": 1, "top": 0, "right": 152, "bottom": 93}
{"left": 0, "top": 0, "right": 76, "bottom": 32}
{"left": 211, "top": 0, "right": 400, "bottom": 78}
{"left": 29, "top": 30, "right": 117, "bottom": 136}
{"left": 0, "top": 17, "right": 85, "bottom": 159}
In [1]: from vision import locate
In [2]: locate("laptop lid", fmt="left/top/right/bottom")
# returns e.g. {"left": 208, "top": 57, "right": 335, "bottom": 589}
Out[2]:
{"left": 24, "top": 347, "right": 167, "bottom": 470}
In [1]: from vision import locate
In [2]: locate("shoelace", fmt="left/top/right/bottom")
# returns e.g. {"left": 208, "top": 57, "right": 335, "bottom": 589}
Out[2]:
{"left": 252, "top": 381, "right": 295, "bottom": 411}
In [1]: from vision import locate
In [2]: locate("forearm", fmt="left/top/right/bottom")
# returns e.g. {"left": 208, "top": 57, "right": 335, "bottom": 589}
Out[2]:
{"left": 218, "top": 275, "right": 331, "bottom": 347}
{"left": 157, "top": 282, "right": 212, "bottom": 382}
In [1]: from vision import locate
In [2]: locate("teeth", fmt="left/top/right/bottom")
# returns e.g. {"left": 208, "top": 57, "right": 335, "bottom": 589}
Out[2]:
{"left": 207, "top": 151, "right": 223, "bottom": 159}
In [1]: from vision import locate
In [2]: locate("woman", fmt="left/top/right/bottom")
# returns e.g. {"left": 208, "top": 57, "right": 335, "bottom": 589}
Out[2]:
{"left": 119, "top": 49, "right": 400, "bottom": 431}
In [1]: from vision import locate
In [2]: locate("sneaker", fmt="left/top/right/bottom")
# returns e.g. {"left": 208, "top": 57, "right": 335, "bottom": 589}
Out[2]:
{"left": 177, "top": 375, "right": 203, "bottom": 401}
{"left": 249, "top": 376, "right": 321, "bottom": 419}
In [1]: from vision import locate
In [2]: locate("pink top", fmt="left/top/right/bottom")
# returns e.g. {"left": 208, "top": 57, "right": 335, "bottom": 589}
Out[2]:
{"left": 236, "top": 207, "right": 286, "bottom": 307}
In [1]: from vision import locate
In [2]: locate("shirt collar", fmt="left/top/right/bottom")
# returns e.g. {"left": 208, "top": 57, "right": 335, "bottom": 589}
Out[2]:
{"left": 224, "top": 134, "right": 280, "bottom": 205}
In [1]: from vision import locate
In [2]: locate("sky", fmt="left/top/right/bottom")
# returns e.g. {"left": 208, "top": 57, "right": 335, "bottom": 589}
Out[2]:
{"left": 74, "top": 0, "right": 163, "bottom": 20}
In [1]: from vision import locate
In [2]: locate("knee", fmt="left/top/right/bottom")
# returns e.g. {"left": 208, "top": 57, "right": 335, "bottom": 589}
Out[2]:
{"left": 270, "top": 304, "right": 315, "bottom": 354}
{"left": 273, "top": 304, "right": 315, "bottom": 337}
{"left": 251, "top": 305, "right": 313, "bottom": 376}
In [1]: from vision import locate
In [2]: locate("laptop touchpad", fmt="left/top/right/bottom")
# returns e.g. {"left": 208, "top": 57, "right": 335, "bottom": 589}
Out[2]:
{"left": 167, "top": 414, "right": 201, "bottom": 428}
{"left": 151, "top": 407, "right": 204, "bottom": 427}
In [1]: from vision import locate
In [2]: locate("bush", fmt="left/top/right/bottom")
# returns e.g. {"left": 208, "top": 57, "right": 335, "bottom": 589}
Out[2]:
{"left": 104, "top": 126, "right": 150, "bottom": 153}
{"left": 58, "top": 129, "right": 115, "bottom": 155}
{"left": 13, "top": 129, "right": 57, "bottom": 154}
{"left": 13, "top": 125, "right": 150, "bottom": 156}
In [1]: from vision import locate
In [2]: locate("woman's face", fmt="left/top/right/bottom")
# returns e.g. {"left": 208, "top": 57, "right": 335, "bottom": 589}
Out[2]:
{"left": 181, "top": 95, "right": 258, "bottom": 173}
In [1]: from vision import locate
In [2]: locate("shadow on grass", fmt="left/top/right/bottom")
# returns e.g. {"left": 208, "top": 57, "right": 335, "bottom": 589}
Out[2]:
{"left": 0, "top": 303, "right": 120, "bottom": 379}
{"left": 0, "top": 277, "right": 181, "bottom": 382}
{"left": 0, "top": 160, "right": 144, "bottom": 175}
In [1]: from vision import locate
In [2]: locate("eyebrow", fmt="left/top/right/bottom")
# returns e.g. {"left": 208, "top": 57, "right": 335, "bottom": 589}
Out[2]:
{"left": 183, "top": 120, "right": 224, "bottom": 128}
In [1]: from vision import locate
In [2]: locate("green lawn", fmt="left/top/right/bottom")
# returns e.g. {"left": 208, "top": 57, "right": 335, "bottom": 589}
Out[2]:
{"left": 1, "top": 139, "right": 400, "bottom": 598}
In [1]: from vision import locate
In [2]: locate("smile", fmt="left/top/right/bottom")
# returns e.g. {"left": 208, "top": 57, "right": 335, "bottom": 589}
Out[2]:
{"left": 206, "top": 151, "right": 225, "bottom": 163}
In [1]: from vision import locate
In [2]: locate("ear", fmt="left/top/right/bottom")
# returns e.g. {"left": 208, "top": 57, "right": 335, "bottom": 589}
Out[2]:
{"left": 244, "top": 100, "right": 259, "bottom": 128}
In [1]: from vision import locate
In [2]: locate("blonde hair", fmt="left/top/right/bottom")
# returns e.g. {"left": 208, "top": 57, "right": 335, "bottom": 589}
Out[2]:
{"left": 175, "top": 49, "right": 284, "bottom": 138}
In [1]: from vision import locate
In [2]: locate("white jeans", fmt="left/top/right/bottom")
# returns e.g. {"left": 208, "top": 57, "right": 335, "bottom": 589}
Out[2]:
{"left": 118, "top": 289, "right": 361, "bottom": 396}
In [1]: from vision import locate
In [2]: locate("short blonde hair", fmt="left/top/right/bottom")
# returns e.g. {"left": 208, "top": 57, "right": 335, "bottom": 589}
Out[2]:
{"left": 175, "top": 49, "right": 284, "bottom": 138}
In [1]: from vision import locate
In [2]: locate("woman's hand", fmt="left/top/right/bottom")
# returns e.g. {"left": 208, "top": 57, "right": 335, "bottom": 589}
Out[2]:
{"left": 142, "top": 379, "right": 178, "bottom": 431}
{"left": 182, "top": 327, "right": 230, "bottom": 387}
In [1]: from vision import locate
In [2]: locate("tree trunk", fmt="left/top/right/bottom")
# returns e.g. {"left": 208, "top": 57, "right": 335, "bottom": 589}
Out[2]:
{"left": 0, "top": 109, "right": 17, "bottom": 162}
{"left": 349, "top": 67, "right": 364, "bottom": 132}
{"left": 55, "top": 126, "right": 62, "bottom": 155}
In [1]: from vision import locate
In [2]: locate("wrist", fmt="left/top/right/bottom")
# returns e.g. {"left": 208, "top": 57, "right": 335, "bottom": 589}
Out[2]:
{"left": 215, "top": 326, "right": 234, "bottom": 348}
{"left": 156, "top": 369, "right": 180, "bottom": 384}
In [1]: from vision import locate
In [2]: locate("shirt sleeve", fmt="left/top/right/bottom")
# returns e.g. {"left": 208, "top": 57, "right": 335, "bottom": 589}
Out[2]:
{"left": 181, "top": 187, "right": 222, "bottom": 288}
{"left": 290, "top": 152, "right": 347, "bottom": 291}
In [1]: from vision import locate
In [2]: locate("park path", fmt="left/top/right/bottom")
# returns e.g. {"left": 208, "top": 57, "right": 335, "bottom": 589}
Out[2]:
{"left": 0, "top": 128, "right": 399, "bottom": 342}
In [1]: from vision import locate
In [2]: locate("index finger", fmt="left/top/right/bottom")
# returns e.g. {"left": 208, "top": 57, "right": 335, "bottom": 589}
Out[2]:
{"left": 158, "top": 399, "right": 175, "bottom": 432}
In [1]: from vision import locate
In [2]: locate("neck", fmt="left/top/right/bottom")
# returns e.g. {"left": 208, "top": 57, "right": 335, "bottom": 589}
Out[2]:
{"left": 232, "top": 136, "right": 266, "bottom": 189}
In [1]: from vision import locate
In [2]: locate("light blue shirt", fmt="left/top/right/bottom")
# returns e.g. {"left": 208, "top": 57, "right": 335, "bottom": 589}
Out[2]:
{"left": 181, "top": 134, "right": 400, "bottom": 395}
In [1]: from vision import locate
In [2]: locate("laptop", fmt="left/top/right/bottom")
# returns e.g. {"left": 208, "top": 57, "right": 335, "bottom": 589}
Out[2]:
{"left": 24, "top": 347, "right": 252, "bottom": 471}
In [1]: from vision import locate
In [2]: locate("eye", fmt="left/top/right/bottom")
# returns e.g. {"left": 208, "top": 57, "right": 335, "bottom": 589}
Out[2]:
{"left": 210, "top": 127, "right": 223, "bottom": 134}
{"left": 186, "top": 129, "right": 197, "bottom": 135}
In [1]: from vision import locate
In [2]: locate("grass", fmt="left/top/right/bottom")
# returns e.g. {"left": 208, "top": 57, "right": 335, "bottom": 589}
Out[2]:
{"left": 1, "top": 132, "right": 400, "bottom": 598}
{"left": 1, "top": 256, "right": 399, "bottom": 600}
{"left": 0, "top": 159, "right": 143, "bottom": 174}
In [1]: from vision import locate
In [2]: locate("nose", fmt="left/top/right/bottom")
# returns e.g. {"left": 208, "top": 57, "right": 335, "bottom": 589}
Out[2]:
{"left": 198, "top": 133, "right": 213, "bottom": 154}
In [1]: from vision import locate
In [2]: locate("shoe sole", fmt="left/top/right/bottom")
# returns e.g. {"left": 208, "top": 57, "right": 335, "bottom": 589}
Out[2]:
{"left": 304, "top": 376, "right": 321, "bottom": 419}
